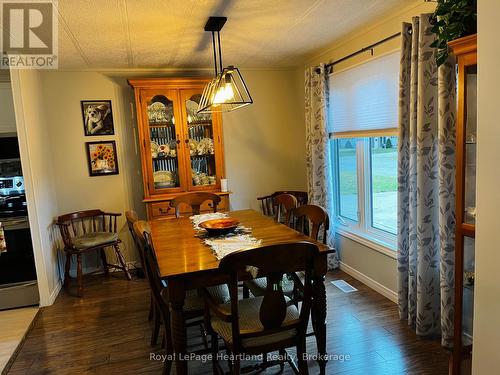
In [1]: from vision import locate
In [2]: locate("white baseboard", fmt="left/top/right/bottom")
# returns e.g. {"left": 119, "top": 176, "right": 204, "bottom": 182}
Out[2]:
{"left": 339, "top": 261, "right": 398, "bottom": 303}
{"left": 46, "top": 280, "right": 62, "bottom": 306}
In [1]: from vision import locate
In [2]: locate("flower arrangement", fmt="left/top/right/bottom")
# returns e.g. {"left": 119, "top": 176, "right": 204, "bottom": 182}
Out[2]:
{"left": 86, "top": 141, "right": 119, "bottom": 176}
{"left": 91, "top": 144, "right": 115, "bottom": 170}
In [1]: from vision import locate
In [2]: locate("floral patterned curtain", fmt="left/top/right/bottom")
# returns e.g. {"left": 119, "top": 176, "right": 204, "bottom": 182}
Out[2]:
{"left": 397, "top": 14, "right": 456, "bottom": 347}
{"left": 305, "top": 64, "right": 338, "bottom": 270}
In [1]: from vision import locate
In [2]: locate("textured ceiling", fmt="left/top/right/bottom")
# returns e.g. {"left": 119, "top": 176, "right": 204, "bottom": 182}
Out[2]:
{"left": 54, "top": 0, "right": 412, "bottom": 70}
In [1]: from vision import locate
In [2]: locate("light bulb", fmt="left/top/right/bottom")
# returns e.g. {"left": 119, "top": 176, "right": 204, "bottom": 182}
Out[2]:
{"left": 213, "top": 83, "right": 234, "bottom": 104}
{"left": 212, "top": 72, "right": 235, "bottom": 104}
{"left": 213, "top": 86, "right": 227, "bottom": 104}
{"left": 223, "top": 82, "right": 234, "bottom": 101}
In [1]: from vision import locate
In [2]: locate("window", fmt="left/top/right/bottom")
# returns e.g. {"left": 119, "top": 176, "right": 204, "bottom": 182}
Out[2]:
{"left": 329, "top": 52, "right": 399, "bottom": 250}
{"left": 336, "top": 138, "right": 359, "bottom": 221}
{"left": 370, "top": 137, "right": 398, "bottom": 234}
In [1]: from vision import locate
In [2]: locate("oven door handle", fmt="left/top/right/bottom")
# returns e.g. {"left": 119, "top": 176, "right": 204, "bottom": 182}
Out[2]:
{"left": 1, "top": 217, "right": 30, "bottom": 229}
{"left": 0, "top": 281, "right": 37, "bottom": 290}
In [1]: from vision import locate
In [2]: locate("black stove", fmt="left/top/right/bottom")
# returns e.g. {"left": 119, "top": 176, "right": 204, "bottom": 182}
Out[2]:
{"left": 0, "top": 151, "right": 39, "bottom": 308}
{"left": 0, "top": 176, "right": 27, "bottom": 218}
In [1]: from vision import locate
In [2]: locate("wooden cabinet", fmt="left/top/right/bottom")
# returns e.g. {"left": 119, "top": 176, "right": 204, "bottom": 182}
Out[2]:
{"left": 128, "top": 78, "right": 229, "bottom": 219}
{"left": 148, "top": 195, "right": 229, "bottom": 220}
{"left": 449, "top": 34, "right": 477, "bottom": 375}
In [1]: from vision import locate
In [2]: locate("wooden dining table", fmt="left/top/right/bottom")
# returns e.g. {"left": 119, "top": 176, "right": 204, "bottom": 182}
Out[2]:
{"left": 149, "top": 209, "right": 332, "bottom": 374}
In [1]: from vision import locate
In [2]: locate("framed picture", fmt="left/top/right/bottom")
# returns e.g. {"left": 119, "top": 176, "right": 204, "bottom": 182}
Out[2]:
{"left": 81, "top": 100, "right": 114, "bottom": 136}
{"left": 85, "top": 141, "right": 119, "bottom": 176}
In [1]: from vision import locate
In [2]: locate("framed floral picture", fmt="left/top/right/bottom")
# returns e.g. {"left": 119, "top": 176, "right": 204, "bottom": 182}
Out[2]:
{"left": 81, "top": 100, "right": 115, "bottom": 136}
{"left": 85, "top": 141, "right": 119, "bottom": 176}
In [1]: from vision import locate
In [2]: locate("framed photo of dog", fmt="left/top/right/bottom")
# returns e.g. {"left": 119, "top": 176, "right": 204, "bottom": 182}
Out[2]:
{"left": 81, "top": 100, "right": 115, "bottom": 136}
{"left": 85, "top": 141, "right": 119, "bottom": 176}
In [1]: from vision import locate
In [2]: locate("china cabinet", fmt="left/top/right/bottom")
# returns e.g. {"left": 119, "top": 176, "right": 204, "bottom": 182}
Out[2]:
{"left": 449, "top": 34, "right": 477, "bottom": 375}
{"left": 128, "top": 78, "right": 229, "bottom": 220}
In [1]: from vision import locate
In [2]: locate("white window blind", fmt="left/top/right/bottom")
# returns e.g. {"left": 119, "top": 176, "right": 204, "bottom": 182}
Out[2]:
{"left": 329, "top": 51, "right": 400, "bottom": 138}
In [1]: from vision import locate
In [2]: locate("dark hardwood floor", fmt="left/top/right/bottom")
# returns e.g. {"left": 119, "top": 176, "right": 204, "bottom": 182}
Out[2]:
{"left": 6, "top": 270, "right": 449, "bottom": 374}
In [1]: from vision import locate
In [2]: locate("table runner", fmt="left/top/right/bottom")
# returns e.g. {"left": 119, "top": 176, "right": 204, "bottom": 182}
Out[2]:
{"left": 190, "top": 213, "right": 262, "bottom": 259}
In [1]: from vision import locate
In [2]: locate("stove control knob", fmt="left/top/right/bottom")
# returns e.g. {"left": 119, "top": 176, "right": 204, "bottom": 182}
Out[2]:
{"left": 16, "top": 181, "right": 22, "bottom": 187}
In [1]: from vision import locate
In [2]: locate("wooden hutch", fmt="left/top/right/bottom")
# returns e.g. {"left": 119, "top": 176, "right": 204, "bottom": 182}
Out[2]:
{"left": 449, "top": 34, "right": 477, "bottom": 375}
{"left": 128, "top": 78, "right": 229, "bottom": 220}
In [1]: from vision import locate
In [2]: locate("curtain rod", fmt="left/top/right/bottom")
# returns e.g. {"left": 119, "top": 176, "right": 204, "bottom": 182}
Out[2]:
{"left": 316, "top": 29, "right": 410, "bottom": 74}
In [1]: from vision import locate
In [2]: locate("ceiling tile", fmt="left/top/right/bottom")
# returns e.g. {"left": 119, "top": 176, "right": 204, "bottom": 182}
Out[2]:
{"left": 54, "top": 0, "right": 414, "bottom": 69}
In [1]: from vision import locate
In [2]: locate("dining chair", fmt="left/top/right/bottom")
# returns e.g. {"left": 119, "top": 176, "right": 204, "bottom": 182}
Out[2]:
{"left": 293, "top": 204, "right": 329, "bottom": 244}
{"left": 126, "top": 210, "right": 154, "bottom": 323}
{"left": 243, "top": 194, "right": 298, "bottom": 299}
{"left": 56, "top": 209, "right": 131, "bottom": 298}
{"left": 202, "top": 242, "right": 319, "bottom": 374}
{"left": 245, "top": 204, "right": 330, "bottom": 305}
{"left": 257, "top": 191, "right": 308, "bottom": 218}
{"left": 273, "top": 193, "right": 298, "bottom": 226}
{"left": 125, "top": 210, "right": 145, "bottom": 277}
{"left": 243, "top": 194, "right": 297, "bottom": 300}
{"left": 134, "top": 220, "right": 172, "bottom": 374}
{"left": 133, "top": 220, "right": 229, "bottom": 370}
{"left": 170, "top": 192, "right": 222, "bottom": 218}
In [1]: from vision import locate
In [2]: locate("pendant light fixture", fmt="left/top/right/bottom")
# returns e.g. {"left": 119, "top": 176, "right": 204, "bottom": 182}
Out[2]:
{"left": 197, "top": 17, "right": 253, "bottom": 114}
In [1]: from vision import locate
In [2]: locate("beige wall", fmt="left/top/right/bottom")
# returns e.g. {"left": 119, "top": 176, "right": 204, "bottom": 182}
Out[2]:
{"left": 10, "top": 70, "right": 60, "bottom": 306}
{"left": 222, "top": 69, "right": 306, "bottom": 211}
{"left": 336, "top": 235, "right": 397, "bottom": 295}
{"left": 0, "top": 82, "right": 16, "bottom": 134}
{"left": 39, "top": 72, "right": 142, "bottom": 270}
{"left": 34, "top": 69, "right": 305, "bottom": 273}
{"left": 472, "top": 0, "right": 500, "bottom": 372}
{"left": 297, "top": 0, "right": 436, "bottom": 296}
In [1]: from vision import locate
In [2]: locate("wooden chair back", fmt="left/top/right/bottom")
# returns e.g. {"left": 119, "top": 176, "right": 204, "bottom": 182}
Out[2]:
{"left": 281, "top": 191, "right": 308, "bottom": 206}
{"left": 125, "top": 210, "right": 139, "bottom": 236}
{"left": 293, "top": 204, "right": 329, "bottom": 244}
{"left": 170, "top": 192, "right": 221, "bottom": 218}
{"left": 257, "top": 191, "right": 308, "bottom": 217}
{"left": 218, "top": 242, "right": 318, "bottom": 351}
{"left": 273, "top": 193, "right": 298, "bottom": 226}
{"left": 56, "top": 209, "right": 121, "bottom": 249}
{"left": 126, "top": 210, "right": 146, "bottom": 274}
{"left": 257, "top": 194, "right": 275, "bottom": 216}
{"left": 133, "top": 221, "right": 167, "bottom": 311}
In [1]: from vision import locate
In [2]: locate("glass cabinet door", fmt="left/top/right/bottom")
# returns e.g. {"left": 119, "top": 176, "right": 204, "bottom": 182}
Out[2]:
{"left": 180, "top": 89, "right": 222, "bottom": 190}
{"left": 456, "top": 61, "right": 477, "bottom": 375}
{"left": 463, "top": 65, "right": 477, "bottom": 225}
{"left": 141, "top": 90, "right": 185, "bottom": 193}
{"left": 462, "top": 236, "right": 475, "bottom": 347}
{"left": 450, "top": 36, "right": 476, "bottom": 375}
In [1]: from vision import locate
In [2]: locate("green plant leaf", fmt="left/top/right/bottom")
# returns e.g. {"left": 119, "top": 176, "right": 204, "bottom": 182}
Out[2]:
{"left": 431, "top": 0, "right": 477, "bottom": 66}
